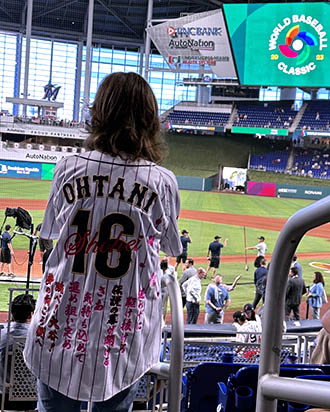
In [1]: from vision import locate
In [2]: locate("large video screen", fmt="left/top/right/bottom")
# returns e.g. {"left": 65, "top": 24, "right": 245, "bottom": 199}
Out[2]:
{"left": 223, "top": 2, "right": 330, "bottom": 87}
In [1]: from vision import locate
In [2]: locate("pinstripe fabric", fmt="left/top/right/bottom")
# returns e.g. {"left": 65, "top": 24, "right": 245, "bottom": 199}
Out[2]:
{"left": 23, "top": 150, "right": 182, "bottom": 402}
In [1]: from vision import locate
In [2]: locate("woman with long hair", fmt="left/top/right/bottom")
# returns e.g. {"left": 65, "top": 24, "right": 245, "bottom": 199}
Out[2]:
{"left": 24, "top": 72, "right": 182, "bottom": 412}
{"left": 308, "top": 271, "right": 325, "bottom": 320}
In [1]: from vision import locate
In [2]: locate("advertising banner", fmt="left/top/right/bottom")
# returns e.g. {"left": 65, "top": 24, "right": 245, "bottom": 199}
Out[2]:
{"left": 224, "top": 2, "right": 330, "bottom": 87}
{"left": 232, "top": 126, "right": 288, "bottom": 136}
{"left": 0, "top": 159, "right": 55, "bottom": 180}
{"left": 0, "top": 148, "right": 73, "bottom": 164}
{"left": 276, "top": 183, "right": 330, "bottom": 200}
{"left": 0, "top": 123, "right": 87, "bottom": 139}
{"left": 247, "top": 181, "right": 276, "bottom": 197}
{"left": 0, "top": 160, "right": 42, "bottom": 179}
{"left": 223, "top": 167, "right": 247, "bottom": 189}
{"left": 294, "top": 129, "right": 330, "bottom": 138}
{"left": 147, "top": 9, "right": 237, "bottom": 78}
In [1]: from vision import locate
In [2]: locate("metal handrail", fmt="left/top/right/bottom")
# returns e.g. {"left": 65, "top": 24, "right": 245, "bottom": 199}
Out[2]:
{"left": 149, "top": 274, "right": 184, "bottom": 412}
{"left": 256, "top": 194, "right": 330, "bottom": 411}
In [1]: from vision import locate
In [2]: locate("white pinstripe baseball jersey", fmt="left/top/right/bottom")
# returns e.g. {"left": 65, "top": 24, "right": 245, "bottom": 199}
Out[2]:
{"left": 23, "top": 150, "right": 182, "bottom": 401}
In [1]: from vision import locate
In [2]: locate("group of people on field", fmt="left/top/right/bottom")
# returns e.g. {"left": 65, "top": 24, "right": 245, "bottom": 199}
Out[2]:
{"left": 172, "top": 230, "right": 326, "bottom": 326}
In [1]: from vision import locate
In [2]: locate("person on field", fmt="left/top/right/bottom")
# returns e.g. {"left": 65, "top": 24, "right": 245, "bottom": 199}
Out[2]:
{"left": 292, "top": 255, "right": 303, "bottom": 279}
{"left": 308, "top": 271, "right": 325, "bottom": 320}
{"left": 175, "top": 230, "right": 192, "bottom": 271}
{"left": 179, "top": 259, "right": 197, "bottom": 307}
{"left": 246, "top": 236, "right": 267, "bottom": 268}
{"left": 0, "top": 225, "right": 15, "bottom": 278}
{"left": 205, "top": 275, "right": 230, "bottom": 324}
{"left": 23, "top": 72, "right": 182, "bottom": 412}
{"left": 252, "top": 258, "right": 268, "bottom": 309}
{"left": 285, "top": 266, "right": 305, "bottom": 321}
{"left": 206, "top": 235, "right": 228, "bottom": 277}
{"left": 182, "top": 268, "right": 207, "bottom": 324}
{"left": 34, "top": 222, "right": 54, "bottom": 271}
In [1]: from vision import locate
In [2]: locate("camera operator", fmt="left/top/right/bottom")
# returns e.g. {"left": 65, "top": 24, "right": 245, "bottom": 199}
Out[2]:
{"left": 0, "top": 225, "right": 15, "bottom": 278}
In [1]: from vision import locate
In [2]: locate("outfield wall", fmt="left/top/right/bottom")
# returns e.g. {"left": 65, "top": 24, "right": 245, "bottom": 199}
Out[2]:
{"left": 0, "top": 158, "right": 215, "bottom": 191}
{"left": 247, "top": 181, "right": 330, "bottom": 200}
{"left": 0, "top": 159, "right": 55, "bottom": 180}
{"left": 175, "top": 176, "right": 213, "bottom": 191}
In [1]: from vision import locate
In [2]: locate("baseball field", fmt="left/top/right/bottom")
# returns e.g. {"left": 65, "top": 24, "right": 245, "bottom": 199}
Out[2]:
{"left": 1, "top": 176, "right": 330, "bottom": 315}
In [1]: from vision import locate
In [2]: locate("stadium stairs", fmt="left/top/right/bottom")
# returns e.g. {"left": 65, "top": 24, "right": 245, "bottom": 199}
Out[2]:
{"left": 289, "top": 102, "right": 308, "bottom": 133}
{"left": 285, "top": 148, "right": 295, "bottom": 172}
{"left": 225, "top": 104, "right": 238, "bottom": 129}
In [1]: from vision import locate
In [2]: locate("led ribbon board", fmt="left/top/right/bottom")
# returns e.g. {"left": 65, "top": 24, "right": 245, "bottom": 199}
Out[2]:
{"left": 223, "top": 2, "right": 330, "bottom": 87}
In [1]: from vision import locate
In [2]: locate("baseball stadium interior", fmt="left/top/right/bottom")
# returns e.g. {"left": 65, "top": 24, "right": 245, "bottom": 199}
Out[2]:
{"left": 2, "top": 0, "right": 330, "bottom": 411}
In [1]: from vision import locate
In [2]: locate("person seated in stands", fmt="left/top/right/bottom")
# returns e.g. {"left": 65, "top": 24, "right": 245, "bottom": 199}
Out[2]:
{"left": 0, "top": 294, "right": 36, "bottom": 410}
{"left": 242, "top": 303, "right": 262, "bottom": 332}
{"left": 234, "top": 311, "right": 260, "bottom": 344}
{"left": 310, "top": 308, "right": 330, "bottom": 364}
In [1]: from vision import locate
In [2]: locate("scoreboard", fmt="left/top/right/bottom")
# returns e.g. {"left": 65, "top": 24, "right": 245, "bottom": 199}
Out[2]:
{"left": 223, "top": 2, "right": 330, "bottom": 87}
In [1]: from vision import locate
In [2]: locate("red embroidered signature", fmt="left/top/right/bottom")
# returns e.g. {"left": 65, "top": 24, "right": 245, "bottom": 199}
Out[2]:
{"left": 64, "top": 230, "right": 143, "bottom": 258}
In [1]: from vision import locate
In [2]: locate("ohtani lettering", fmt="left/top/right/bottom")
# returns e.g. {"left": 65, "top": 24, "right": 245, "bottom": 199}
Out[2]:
{"left": 62, "top": 175, "right": 158, "bottom": 214}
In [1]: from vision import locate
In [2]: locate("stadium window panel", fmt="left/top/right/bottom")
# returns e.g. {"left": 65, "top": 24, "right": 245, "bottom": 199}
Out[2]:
{"left": 112, "top": 65, "right": 123, "bottom": 73}
{"left": 125, "top": 52, "right": 138, "bottom": 64}
{"left": 99, "top": 63, "right": 111, "bottom": 73}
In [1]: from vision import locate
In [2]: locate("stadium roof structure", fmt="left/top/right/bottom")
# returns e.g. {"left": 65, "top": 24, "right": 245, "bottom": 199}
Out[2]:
{"left": 2, "top": 0, "right": 329, "bottom": 48}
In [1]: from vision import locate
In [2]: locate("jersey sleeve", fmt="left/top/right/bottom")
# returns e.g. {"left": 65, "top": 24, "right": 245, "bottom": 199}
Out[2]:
{"left": 40, "top": 162, "right": 64, "bottom": 240}
{"left": 159, "top": 171, "right": 182, "bottom": 257}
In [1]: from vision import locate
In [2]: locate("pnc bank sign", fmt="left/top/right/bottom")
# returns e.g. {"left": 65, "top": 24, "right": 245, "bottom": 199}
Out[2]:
{"left": 167, "top": 26, "right": 222, "bottom": 37}
{"left": 268, "top": 14, "right": 328, "bottom": 76}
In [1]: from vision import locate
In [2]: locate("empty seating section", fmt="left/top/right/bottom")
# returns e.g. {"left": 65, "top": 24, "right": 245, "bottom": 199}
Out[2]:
{"left": 291, "top": 148, "right": 330, "bottom": 179}
{"left": 234, "top": 104, "right": 297, "bottom": 129}
{"left": 162, "top": 341, "right": 293, "bottom": 366}
{"left": 298, "top": 100, "right": 330, "bottom": 131}
{"left": 167, "top": 110, "right": 230, "bottom": 126}
{"left": 250, "top": 151, "right": 289, "bottom": 172}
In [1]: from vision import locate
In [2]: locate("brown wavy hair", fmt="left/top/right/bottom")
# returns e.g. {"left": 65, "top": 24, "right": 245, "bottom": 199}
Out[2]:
{"left": 314, "top": 271, "right": 325, "bottom": 285}
{"left": 85, "top": 72, "right": 166, "bottom": 163}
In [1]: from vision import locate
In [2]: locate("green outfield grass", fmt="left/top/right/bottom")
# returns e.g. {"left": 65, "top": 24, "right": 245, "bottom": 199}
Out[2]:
{"left": 0, "top": 258, "right": 323, "bottom": 312}
{"left": 0, "top": 184, "right": 326, "bottom": 254}
{"left": 1, "top": 176, "right": 330, "bottom": 314}
{"left": 1, "top": 178, "right": 51, "bottom": 199}
{"left": 180, "top": 190, "right": 313, "bottom": 218}
{"left": 178, "top": 218, "right": 330, "bottom": 256}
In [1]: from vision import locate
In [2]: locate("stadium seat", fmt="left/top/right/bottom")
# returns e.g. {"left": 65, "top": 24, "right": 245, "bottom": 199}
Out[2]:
{"left": 217, "top": 365, "right": 324, "bottom": 412}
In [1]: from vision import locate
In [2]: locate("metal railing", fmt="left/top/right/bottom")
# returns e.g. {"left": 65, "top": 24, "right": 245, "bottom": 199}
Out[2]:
{"left": 256, "top": 194, "right": 330, "bottom": 411}
{"left": 148, "top": 273, "right": 184, "bottom": 412}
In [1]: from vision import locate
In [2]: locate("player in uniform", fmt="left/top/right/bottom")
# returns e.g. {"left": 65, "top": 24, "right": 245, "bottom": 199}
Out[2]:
{"left": 246, "top": 235, "right": 267, "bottom": 268}
{"left": 175, "top": 229, "right": 191, "bottom": 270}
{"left": 206, "top": 235, "right": 228, "bottom": 277}
{"left": 23, "top": 72, "right": 182, "bottom": 411}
